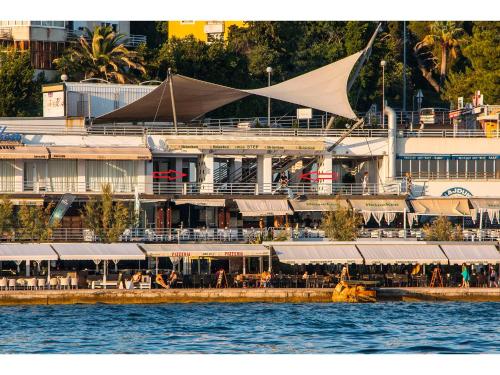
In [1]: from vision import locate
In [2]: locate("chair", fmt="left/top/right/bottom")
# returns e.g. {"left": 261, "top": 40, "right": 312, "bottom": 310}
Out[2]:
{"left": 59, "top": 277, "right": 70, "bottom": 289}
{"left": 0, "top": 277, "right": 7, "bottom": 291}
{"left": 70, "top": 277, "right": 78, "bottom": 289}
{"left": 8, "top": 279, "right": 16, "bottom": 290}
{"left": 37, "top": 278, "right": 46, "bottom": 290}
{"left": 49, "top": 278, "right": 59, "bottom": 290}
{"left": 26, "top": 278, "right": 37, "bottom": 290}
{"left": 16, "top": 278, "right": 26, "bottom": 290}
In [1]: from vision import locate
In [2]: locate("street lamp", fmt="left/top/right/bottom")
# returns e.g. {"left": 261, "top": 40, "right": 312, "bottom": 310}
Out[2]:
{"left": 266, "top": 66, "right": 273, "bottom": 127}
{"left": 380, "top": 60, "right": 386, "bottom": 128}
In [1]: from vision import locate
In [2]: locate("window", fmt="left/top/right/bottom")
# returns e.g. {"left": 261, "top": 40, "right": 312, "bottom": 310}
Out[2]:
{"left": 207, "top": 32, "right": 224, "bottom": 43}
{"left": 31, "top": 21, "right": 65, "bottom": 28}
{"left": 47, "top": 160, "right": 78, "bottom": 192}
{"left": 0, "top": 160, "right": 15, "bottom": 192}
{"left": 86, "top": 160, "right": 137, "bottom": 192}
{"left": 30, "top": 41, "right": 65, "bottom": 69}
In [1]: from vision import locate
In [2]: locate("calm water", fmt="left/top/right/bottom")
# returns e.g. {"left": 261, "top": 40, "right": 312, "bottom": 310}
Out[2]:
{"left": 0, "top": 302, "right": 498, "bottom": 354}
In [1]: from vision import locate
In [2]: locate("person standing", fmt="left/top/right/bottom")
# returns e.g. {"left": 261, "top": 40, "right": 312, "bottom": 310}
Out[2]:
{"left": 362, "top": 171, "right": 369, "bottom": 195}
{"left": 405, "top": 172, "right": 413, "bottom": 196}
{"left": 461, "top": 264, "right": 470, "bottom": 288}
{"left": 489, "top": 265, "right": 498, "bottom": 288}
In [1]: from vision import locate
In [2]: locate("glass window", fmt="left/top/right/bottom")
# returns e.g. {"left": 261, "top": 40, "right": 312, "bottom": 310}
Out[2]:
{"left": 86, "top": 160, "right": 137, "bottom": 193}
{"left": 0, "top": 160, "right": 16, "bottom": 192}
{"left": 457, "top": 160, "right": 466, "bottom": 178}
{"left": 48, "top": 160, "right": 78, "bottom": 192}
{"left": 437, "top": 159, "right": 447, "bottom": 179}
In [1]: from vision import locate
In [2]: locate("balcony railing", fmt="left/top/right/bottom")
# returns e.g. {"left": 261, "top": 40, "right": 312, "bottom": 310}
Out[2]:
{"left": 2, "top": 227, "right": 498, "bottom": 243}
{"left": 16, "top": 181, "right": 404, "bottom": 196}
{"left": 66, "top": 30, "right": 146, "bottom": 47}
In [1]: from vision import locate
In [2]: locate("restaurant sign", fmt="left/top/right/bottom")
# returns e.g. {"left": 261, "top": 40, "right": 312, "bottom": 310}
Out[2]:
{"left": 0, "top": 126, "right": 22, "bottom": 144}
{"left": 441, "top": 187, "right": 473, "bottom": 197}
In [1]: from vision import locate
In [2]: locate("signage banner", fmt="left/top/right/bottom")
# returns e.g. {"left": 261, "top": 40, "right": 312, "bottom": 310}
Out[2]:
{"left": 50, "top": 193, "right": 76, "bottom": 225}
{"left": 398, "top": 154, "right": 500, "bottom": 160}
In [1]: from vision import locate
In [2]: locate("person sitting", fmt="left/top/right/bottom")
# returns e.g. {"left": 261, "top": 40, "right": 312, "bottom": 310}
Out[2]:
{"left": 168, "top": 271, "right": 178, "bottom": 288}
{"left": 234, "top": 273, "right": 244, "bottom": 288}
{"left": 155, "top": 273, "right": 169, "bottom": 289}
{"left": 129, "top": 272, "right": 142, "bottom": 289}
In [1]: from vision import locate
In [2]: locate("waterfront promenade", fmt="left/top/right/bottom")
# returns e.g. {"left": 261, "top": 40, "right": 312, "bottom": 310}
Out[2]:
{"left": 0, "top": 287, "right": 499, "bottom": 305}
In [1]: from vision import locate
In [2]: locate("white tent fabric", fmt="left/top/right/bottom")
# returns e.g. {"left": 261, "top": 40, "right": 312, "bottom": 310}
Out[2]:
{"left": 384, "top": 212, "right": 396, "bottom": 225}
{"left": 407, "top": 213, "right": 418, "bottom": 228}
{"left": 289, "top": 198, "right": 349, "bottom": 212}
{"left": 52, "top": 243, "right": 145, "bottom": 261}
{"left": 246, "top": 51, "right": 363, "bottom": 120}
{"left": 372, "top": 211, "right": 384, "bottom": 226}
{"left": 0, "top": 244, "right": 57, "bottom": 261}
{"left": 235, "top": 199, "right": 292, "bottom": 216}
{"left": 410, "top": 198, "right": 471, "bottom": 216}
{"left": 439, "top": 244, "right": 500, "bottom": 265}
{"left": 141, "top": 243, "right": 269, "bottom": 257}
{"left": 486, "top": 209, "right": 499, "bottom": 223}
{"left": 469, "top": 198, "right": 500, "bottom": 223}
{"left": 362, "top": 211, "right": 372, "bottom": 225}
{"left": 470, "top": 209, "right": 478, "bottom": 224}
{"left": 356, "top": 244, "right": 447, "bottom": 265}
{"left": 272, "top": 244, "right": 363, "bottom": 265}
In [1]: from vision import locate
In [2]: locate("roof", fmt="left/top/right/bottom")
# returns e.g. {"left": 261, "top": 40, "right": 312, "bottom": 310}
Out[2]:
{"left": 140, "top": 243, "right": 269, "bottom": 257}
{"left": 439, "top": 244, "right": 500, "bottom": 265}
{"left": 51, "top": 243, "right": 145, "bottom": 261}
{"left": 0, "top": 244, "right": 58, "bottom": 261}
{"left": 272, "top": 244, "right": 363, "bottom": 265}
{"left": 356, "top": 243, "right": 447, "bottom": 265}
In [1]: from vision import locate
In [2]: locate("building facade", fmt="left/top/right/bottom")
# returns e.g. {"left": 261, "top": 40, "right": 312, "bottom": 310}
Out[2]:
{"left": 168, "top": 21, "right": 245, "bottom": 42}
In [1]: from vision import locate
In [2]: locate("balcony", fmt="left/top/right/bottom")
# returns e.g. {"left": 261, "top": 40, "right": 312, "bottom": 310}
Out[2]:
{"left": 66, "top": 30, "right": 146, "bottom": 48}
{"left": 0, "top": 27, "right": 12, "bottom": 40}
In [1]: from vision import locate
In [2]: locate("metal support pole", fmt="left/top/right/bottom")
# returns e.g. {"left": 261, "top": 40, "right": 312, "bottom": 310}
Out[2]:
{"left": 155, "top": 257, "right": 159, "bottom": 275}
{"left": 242, "top": 256, "right": 246, "bottom": 275}
{"left": 403, "top": 208, "right": 407, "bottom": 238}
{"left": 168, "top": 68, "right": 178, "bottom": 134}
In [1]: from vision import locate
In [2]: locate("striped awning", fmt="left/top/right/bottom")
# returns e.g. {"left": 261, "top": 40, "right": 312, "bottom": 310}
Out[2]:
{"left": 141, "top": 243, "right": 269, "bottom": 257}
{"left": 0, "top": 146, "right": 48, "bottom": 159}
{"left": 410, "top": 198, "right": 471, "bottom": 216}
{"left": 272, "top": 243, "right": 363, "bottom": 265}
{"left": 47, "top": 146, "right": 152, "bottom": 160}
{"left": 52, "top": 243, "right": 145, "bottom": 261}
{"left": 356, "top": 243, "right": 447, "bottom": 265}
{"left": 0, "top": 244, "right": 57, "bottom": 261}
{"left": 235, "top": 199, "right": 292, "bottom": 216}
{"left": 439, "top": 244, "right": 500, "bottom": 265}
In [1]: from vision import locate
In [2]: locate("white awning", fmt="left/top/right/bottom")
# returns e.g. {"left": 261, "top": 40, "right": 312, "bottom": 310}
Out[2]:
{"left": 141, "top": 243, "right": 269, "bottom": 257}
{"left": 0, "top": 244, "right": 57, "bottom": 261}
{"left": 235, "top": 199, "right": 292, "bottom": 216}
{"left": 272, "top": 244, "right": 363, "bottom": 265}
{"left": 439, "top": 244, "right": 500, "bottom": 265}
{"left": 469, "top": 198, "right": 500, "bottom": 222}
{"left": 349, "top": 198, "right": 408, "bottom": 212}
{"left": 52, "top": 243, "right": 145, "bottom": 261}
{"left": 410, "top": 198, "right": 471, "bottom": 216}
{"left": 289, "top": 198, "right": 349, "bottom": 212}
{"left": 246, "top": 51, "right": 363, "bottom": 119}
{"left": 174, "top": 198, "right": 226, "bottom": 207}
{"left": 356, "top": 244, "right": 447, "bottom": 265}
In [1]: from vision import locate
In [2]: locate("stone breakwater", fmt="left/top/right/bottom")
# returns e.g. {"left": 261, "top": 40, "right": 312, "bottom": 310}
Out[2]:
{"left": 0, "top": 288, "right": 499, "bottom": 306}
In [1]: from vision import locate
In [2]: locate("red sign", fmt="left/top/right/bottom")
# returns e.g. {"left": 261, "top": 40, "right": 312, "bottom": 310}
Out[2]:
{"left": 152, "top": 170, "right": 187, "bottom": 181}
{"left": 300, "top": 171, "right": 339, "bottom": 182}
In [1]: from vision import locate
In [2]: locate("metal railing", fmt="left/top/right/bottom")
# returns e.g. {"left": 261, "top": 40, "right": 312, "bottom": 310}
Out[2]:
{"left": 400, "top": 129, "right": 496, "bottom": 138}
{"left": 2, "top": 226, "right": 499, "bottom": 243}
{"left": 397, "top": 172, "right": 498, "bottom": 180}
{"left": 15, "top": 181, "right": 404, "bottom": 196}
{"left": 66, "top": 30, "right": 146, "bottom": 48}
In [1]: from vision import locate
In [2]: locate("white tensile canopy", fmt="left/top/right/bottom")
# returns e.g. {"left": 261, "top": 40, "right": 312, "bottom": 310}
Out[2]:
{"left": 272, "top": 243, "right": 363, "bottom": 265}
{"left": 246, "top": 51, "right": 362, "bottom": 120}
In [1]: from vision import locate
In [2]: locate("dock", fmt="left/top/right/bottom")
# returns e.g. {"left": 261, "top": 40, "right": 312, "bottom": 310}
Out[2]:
{"left": 0, "top": 288, "right": 499, "bottom": 305}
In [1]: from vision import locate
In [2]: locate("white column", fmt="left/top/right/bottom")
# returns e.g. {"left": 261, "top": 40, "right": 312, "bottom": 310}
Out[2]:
{"left": 77, "top": 159, "right": 86, "bottom": 192}
{"left": 14, "top": 159, "right": 23, "bottom": 192}
{"left": 137, "top": 160, "right": 151, "bottom": 194}
{"left": 198, "top": 154, "right": 214, "bottom": 193}
{"left": 257, "top": 155, "right": 273, "bottom": 194}
{"left": 317, "top": 154, "right": 333, "bottom": 195}
{"left": 231, "top": 157, "right": 243, "bottom": 182}
{"left": 26, "top": 260, "right": 30, "bottom": 277}
{"left": 377, "top": 156, "right": 389, "bottom": 194}
{"left": 175, "top": 157, "right": 183, "bottom": 175}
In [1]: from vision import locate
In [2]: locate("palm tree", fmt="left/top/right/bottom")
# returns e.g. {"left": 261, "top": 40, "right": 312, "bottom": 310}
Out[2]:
{"left": 54, "top": 25, "right": 146, "bottom": 83}
{"left": 416, "top": 21, "right": 464, "bottom": 84}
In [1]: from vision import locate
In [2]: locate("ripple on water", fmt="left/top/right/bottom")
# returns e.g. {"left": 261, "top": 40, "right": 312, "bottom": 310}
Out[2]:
{"left": 0, "top": 302, "right": 499, "bottom": 354}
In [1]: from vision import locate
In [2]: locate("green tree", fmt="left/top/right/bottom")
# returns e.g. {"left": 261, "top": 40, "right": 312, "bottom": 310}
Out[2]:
{"left": 423, "top": 216, "right": 463, "bottom": 241}
{"left": 54, "top": 25, "right": 146, "bottom": 83}
{"left": 0, "top": 48, "right": 43, "bottom": 116}
{"left": 17, "top": 202, "right": 59, "bottom": 241}
{"left": 414, "top": 21, "right": 465, "bottom": 90}
{"left": 0, "top": 196, "right": 13, "bottom": 238}
{"left": 81, "top": 183, "right": 130, "bottom": 243}
{"left": 320, "top": 202, "right": 361, "bottom": 241}
{"left": 444, "top": 22, "right": 500, "bottom": 104}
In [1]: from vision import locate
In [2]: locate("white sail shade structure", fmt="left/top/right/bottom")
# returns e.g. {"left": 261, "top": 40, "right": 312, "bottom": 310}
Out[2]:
{"left": 410, "top": 198, "right": 471, "bottom": 217}
{"left": 235, "top": 199, "right": 292, "bottom": 216}
{"left": 246, "top": 51, "right": 363, "bottom": 120}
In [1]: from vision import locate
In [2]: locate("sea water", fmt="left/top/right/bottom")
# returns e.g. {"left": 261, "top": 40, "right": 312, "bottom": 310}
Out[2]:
{"left": 0, "top": 302, "right": 498, "bottom": 354}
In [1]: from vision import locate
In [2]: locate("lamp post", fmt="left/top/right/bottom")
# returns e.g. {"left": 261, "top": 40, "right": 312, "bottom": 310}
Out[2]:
{"left": 266, "top": 66, "right": 273, "bottom": 127}
{"left": 380, "top": 60, "right": 386, "bottom": 128}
